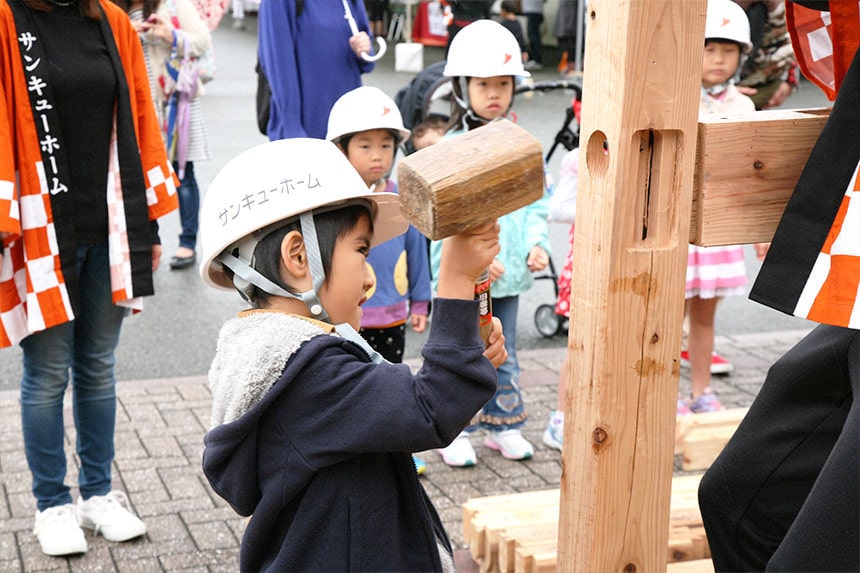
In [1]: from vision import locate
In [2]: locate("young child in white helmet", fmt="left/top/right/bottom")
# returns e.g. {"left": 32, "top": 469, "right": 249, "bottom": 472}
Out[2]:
{"left": 327, "top": 86, "right": 432, "bottom": 474}
{"left": 198, "top": 138, "right": 506, "bottom": 571}
{"left": 679, "top": 0, "right": 756, "bottom": 415}
{"left": 431, "top": 19, "right": 552, "bottom": 466}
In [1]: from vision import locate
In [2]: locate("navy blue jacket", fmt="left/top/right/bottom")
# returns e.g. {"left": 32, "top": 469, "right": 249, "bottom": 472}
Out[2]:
{"left": 203, "top": 299, "right": 497, "bottom": 571}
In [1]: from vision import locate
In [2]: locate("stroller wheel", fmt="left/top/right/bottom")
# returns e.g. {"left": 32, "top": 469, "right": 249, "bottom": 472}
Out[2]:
{"left": 534, "top": 304, "right": 562, "bottom": 337}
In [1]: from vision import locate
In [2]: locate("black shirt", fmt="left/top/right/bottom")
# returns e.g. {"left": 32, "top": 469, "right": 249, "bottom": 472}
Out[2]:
{"left": 30, "top": 4, "right": 117, "bottom": 245}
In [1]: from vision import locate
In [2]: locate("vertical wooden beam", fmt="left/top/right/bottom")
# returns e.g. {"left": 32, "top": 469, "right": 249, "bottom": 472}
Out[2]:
{"left": 557, "top": 2, "right": 706, "bottom": 572}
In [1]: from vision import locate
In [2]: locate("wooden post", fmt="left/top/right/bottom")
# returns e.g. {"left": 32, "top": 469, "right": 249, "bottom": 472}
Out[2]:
{"left": 558, "top": 1, "right": 707, "bottom": 571}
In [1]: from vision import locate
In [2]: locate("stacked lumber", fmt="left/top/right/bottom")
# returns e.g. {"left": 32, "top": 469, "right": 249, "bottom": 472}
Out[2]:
{"left": 462, "top": 489, "right": 559, "bottom": 573}
{"left": 463, "top": 475, "right": 711, "bottom": 573}
{"left": 674, "top": 407, "right": 748, "bottom": 470}
{"left": 462, "top": 409, "right": 749, "bottom": 572}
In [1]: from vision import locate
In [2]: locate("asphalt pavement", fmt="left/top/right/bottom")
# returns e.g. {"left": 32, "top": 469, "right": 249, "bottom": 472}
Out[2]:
{"left": 0, "top": 13, "right": 825, "bottom": 572}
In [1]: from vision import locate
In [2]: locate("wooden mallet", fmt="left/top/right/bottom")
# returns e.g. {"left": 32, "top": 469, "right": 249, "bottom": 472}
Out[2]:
{"left": 397, "top": 119, "right": 545, "bottom": 341}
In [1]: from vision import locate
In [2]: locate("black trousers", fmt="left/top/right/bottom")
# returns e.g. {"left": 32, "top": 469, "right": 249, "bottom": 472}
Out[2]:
{"left": 525, "top": 13, "right": 543, "bottom": 64}
{"left": 699, "top": 325, "right": 859, "bottom": 572}
{"left": 359, "top": 324, "right": 406, "bottom": 364}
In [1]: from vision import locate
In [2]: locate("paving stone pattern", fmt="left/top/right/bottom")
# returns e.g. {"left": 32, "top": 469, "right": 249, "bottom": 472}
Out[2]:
{"left": 0, "top": 330, "right": 812, "bottom": 571}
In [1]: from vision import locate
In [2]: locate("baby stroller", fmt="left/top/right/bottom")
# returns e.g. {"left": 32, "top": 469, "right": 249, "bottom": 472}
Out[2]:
{"left": 394, "top": 63, "right": 583, "bottom": 337}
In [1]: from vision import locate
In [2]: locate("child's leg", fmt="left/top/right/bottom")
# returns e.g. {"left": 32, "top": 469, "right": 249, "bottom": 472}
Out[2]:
{"left": 686, "top": 296, "right": 719, "bottom": 398}
{"left": 359, "top": 324, "right": 406, "bottom": 363}
{"left": 481, "top": 296, "right": 534, "bottom": 460}
{"left": 543, "top": 352, "right": 569, "bottom": 450}
{"left": 556, "top": 352, "right": 569, "bottom": 413}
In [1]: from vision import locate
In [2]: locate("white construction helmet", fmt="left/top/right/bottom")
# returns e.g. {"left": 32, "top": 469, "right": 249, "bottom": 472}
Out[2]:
{"left": 443, "top": 19, "right": 530, "bottom": 78}
{"left": 705, "top": 0, "right": 752, "bottom": 54}
{"left": 199, "top": 139, "right": 407, "bottom": 316}
{"left": 326, "top": 86, "right": 411, "bottom": 143}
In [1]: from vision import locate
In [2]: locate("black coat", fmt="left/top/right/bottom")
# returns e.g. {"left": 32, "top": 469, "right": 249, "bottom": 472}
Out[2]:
{"left": 203, "top": 299, "right": 497, "bottom": 571}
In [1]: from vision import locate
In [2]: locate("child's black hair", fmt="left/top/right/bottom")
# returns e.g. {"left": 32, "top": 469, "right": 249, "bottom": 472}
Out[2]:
{"left": 336, "top": 129, "right": 401, "bottom": 158}
{"left": 225, "top": 205, "right": 372, "bottom": 308}
{"left": 412, "top": 116, "right": 448, "bottom": 140}
{"left": 704, "top": 37, "right": 744, "bottom": 52}
{"left": 500, "top": 0, "right": 518, "bottom": 15}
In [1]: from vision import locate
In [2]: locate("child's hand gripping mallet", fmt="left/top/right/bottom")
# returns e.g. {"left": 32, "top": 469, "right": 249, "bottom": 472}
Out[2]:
{"left": 397, "top": 119, "right": 545, "bottom": 343}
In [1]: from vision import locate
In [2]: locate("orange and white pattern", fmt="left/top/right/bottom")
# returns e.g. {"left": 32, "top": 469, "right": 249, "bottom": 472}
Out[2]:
{"left": 786, "top": 1, "right": 860, "bottom": 100}
{"left": 0, "top": 160, "right": 74, "bottom": 347}
{"left": 794, "top": 158, "right": 860, "bottom": 328}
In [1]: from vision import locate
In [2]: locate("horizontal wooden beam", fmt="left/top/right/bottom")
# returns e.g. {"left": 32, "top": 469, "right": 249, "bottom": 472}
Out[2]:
{"left": 691, "top": 107, "right": 830, "bottom": 246}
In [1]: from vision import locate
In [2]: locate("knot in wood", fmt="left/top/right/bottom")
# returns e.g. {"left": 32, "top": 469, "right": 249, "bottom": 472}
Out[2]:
{"left": 623, "top": 563, "right": 637, "bottom": 573}
{"left": 753, "top": 160, "right": 764, "bottom": 170}
{"left": 592, "top": 427, "right": 608, "bottom": 449}
{"left": 650, "top": 333, "right": 659, "bottom": 344}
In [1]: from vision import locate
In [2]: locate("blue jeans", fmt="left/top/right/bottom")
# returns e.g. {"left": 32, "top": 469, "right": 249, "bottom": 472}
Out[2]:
{"left": 470, "top": 295, "right": 527, "bottom": 432}
{"left": 174, "top": 161, "right": 200, "bottom": 251}
{"left": 20, "top": 244, "right": 127, "bottom": 511}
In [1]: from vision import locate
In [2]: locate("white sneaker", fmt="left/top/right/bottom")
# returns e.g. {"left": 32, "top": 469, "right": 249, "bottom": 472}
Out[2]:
{"left": 484, "top": 429, "right": 534, "bottom": 460}
{"left": 34, "top": 504, "right": 88, "bottom": 556}
{"left": 542, "top": 415, "right": 564, "bottom": 451}
{"left": 437, "top": 431, "right": 477, "bottom": 467}
{"left": 76, "top": 491, "right": 146, "bottom": 542}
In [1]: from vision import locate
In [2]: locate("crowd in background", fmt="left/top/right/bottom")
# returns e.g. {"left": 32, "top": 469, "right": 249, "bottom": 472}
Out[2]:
{"left": 5, "top": 2, "right": 854, "bottom": 572}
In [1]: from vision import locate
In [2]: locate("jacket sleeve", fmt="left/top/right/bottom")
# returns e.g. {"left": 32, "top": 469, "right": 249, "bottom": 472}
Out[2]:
{"left": 258, "top": 0, "right": 306, "bottom": 139}
{"left": 109, "top": 3, "right": 179, "bottom": 219}
{"left": 405, "top": 225, "right": 431, "bottom": 316}
{"left": 549, "top": 147, "right": 579, "bottom": 224}
{"left": 273, "top": 299, "right": 496, "bottom": 469}
{"left": 525, "top": 173, "right": 552, "bottom": 256}
{"left": 0, "top": 78, "right": 19, "bottom": 240}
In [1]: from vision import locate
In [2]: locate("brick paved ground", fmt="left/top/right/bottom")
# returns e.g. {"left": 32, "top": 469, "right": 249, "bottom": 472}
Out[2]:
{"left": 0, "top": 329, "right": 811, "bottom": 571}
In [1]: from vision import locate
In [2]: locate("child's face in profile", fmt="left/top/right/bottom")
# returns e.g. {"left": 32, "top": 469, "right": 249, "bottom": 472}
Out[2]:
{"left": 318, "top": 213, "right": 375, "bottom": 330}
{"left": 702, "top": 40, "right": 742, "bottom": 88}
{"left": 468, "top": 76, "right": 513, "bottom": 121}
{"left": 345, "top": 129, "right": 396, "bottom": 188}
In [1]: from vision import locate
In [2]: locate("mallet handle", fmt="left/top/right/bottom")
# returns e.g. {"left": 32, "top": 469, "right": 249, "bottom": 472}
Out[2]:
{"left": 475, "top": 268, "right": 493, "bottom": 345}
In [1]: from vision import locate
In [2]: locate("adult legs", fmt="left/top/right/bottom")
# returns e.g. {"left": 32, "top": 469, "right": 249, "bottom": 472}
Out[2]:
{"left": 699, "top": 325, "right": 859, "bottom": 572}
{"left": 20, "top": 244, "right": 126, "bottom": 510}
{"left": 72, "top": 244, "right": 126, "bottom": 500}
{"left": 526, "top": 13, "right": 544, "bottom": 64}
{"left": 173, "top": 161, "right": 200, "bottom": 257}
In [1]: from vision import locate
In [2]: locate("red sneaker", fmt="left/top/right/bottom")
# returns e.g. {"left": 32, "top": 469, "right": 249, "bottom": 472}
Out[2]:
{"left": 709, "top": 352, "right": 733, "bottom": 375}
{"left": 679, "top": 350, "right": 733, "bottom": 375}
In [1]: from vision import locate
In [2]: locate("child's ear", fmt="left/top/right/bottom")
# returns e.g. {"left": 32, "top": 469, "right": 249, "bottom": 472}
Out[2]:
{"left": 280, "top": 230, "right": 310, "bottom": 280}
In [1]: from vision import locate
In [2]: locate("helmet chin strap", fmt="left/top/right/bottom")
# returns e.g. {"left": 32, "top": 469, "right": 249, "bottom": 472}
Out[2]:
{"left": 453, "top": 76, "right": 513, "bottom": 130}
{"left": 219, "top": 210, "right": 387, "bottom": 364}
{"left": 217, "top": 212, "right": 330, "bottom": 321}
{"left": 295, "top": 212, "right": 329, "bottom": 320}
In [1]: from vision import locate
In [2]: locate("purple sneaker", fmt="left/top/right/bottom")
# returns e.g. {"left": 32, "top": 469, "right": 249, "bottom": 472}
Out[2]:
{"left": 689, "top": 391, "right": 725, "bottom": 413}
